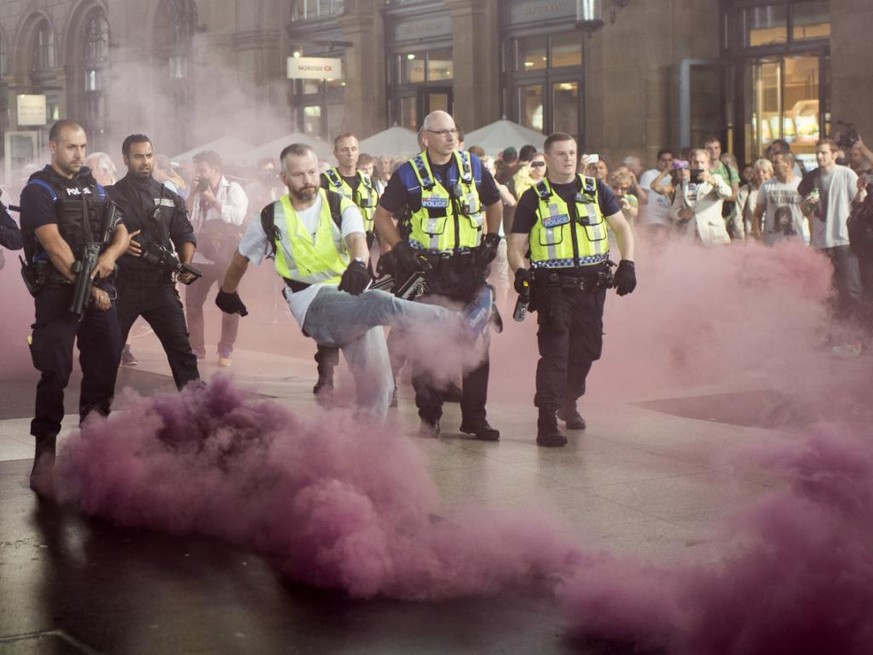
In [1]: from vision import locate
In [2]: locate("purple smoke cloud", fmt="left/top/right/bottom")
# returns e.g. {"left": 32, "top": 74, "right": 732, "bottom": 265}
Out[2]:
{"left": 55, "top": 378, "right": 578, "bottom": 600}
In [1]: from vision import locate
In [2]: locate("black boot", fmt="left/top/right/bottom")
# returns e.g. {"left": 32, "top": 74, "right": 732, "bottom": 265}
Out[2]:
{"left": 313, "top": 346, "right": 338, "bottom": 396}
{"left": 536, "top": 408, "right": 567, "bottom": 447}
{"left": 557, "top": 405, "right": 587, "bottom": 430}
{"left": 29, "top": 434, "right": 57, "bottom": 499}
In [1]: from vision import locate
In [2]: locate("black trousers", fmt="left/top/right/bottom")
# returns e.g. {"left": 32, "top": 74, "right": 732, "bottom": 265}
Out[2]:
{"left": 29, "top": 285, "right": 122, "bottom": 439}
{"left": 116, "top": 275, "right": 200, "bottom": 390}
{"left": 412, "top": 276, "right": 491, "bottom": 425}
{"left": 533, "top": 285, "right": 605, "bottom": 411}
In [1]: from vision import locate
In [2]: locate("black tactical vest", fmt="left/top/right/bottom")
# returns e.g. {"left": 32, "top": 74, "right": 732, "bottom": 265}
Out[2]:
{"left": 26, "top": 166, "right": 109, "bottom": 259}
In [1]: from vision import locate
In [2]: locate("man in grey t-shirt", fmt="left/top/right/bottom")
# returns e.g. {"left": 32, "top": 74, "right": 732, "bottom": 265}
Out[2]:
{"left": 800, "top": 139, "right": 862, "bottom": 337}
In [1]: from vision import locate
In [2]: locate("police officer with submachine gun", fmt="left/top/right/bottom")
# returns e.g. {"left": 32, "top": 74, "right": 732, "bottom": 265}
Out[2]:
{"left": 19, "top": 120, "right": 130, "bottom": 497}
{"left": 107, "top": 134, "right": 201, "bottom": 390}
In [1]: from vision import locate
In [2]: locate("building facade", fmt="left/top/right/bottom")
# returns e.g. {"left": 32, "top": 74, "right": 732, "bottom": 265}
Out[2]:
{"left": 0, "top": 0, "right": 870, "bottom": 172}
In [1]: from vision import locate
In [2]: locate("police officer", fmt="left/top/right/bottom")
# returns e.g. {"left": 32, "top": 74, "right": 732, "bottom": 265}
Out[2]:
{"left": 312, "top": 133, "right": 380, "bottom": 396}
{"left": 19, "top": 120, "right": 130, "bottom": 496}
{"left": 373, "top": 110, "right": 503, "bottom": 440}
{"left": 107, "top": 134, "right": 200, "bottom": 390}
{"left": 507, "top": 132, "right": 636, "bottom": 447}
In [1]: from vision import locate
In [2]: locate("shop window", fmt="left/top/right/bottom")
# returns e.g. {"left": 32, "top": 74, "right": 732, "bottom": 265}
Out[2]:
{"left": 516, "top": 35, "right": 547, "bottom": 72}
{"left": 399, "top": 48, "right": 452, "bottom": 84}
{"left": 744, "top": 5, "right": 787, "bottom": 47}
{"left": 519, "top": 85, "right": 543, "bottom": 132}
{"left": 552, "top": 81, "right": 579, "bottom": 136}
{"left": 792, "top": 1, "right": 830, "bottom": 41}
{"left": 550, "top": 33, "right": 583, "bottom": 69}
{"left": 303, "top": 105, "right": 322, "bottom": 135}
{"left": 291, "top": 0, "right": 344, "bottom": 22}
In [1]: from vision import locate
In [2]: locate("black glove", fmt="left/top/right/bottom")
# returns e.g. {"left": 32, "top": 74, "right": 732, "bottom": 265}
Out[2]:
{"left": 614, "top": 260, "right": 636, "bottom": 296}
{"left": 215, "top": 289, "right": 249, "bottom": 316}
{"left": 514, "top": 267, "right": 532, "bottom": 294}
{"left": 339, "top": 259, "right": 370, "bottom": 295}
{"left": 391, "top": 241, "right": 424, "bottom": 273}
{"left": 477, "top": 233, "right": 501, "bottom": 266}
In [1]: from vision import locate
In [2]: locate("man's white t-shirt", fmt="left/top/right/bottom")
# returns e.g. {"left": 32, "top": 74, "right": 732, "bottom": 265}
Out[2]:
{"left": 238, "top": 194, "right": 364, "bottom": 326}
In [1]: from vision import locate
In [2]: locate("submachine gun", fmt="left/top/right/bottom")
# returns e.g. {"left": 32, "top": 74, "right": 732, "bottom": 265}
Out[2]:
{"left": 371, "top": 252, "right": 431, "bottom": 300}
{"left": 70, "top": 203, "right": 118, "bottom": 317}
{"left": 138, "top": 236, "right": 202, "bottom": 285}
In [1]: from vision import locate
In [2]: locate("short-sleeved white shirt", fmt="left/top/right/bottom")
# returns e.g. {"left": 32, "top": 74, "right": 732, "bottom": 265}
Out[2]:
{"left": 238, "top": 194, "right": 364, "bottom": 326}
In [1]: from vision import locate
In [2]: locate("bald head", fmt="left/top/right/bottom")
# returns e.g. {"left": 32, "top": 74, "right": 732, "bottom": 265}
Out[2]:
{"left": 420, "top": 111, "right": 458, "bottom": 163}
{"left": 49, "top": 119, "right": 85, "bottom": 144}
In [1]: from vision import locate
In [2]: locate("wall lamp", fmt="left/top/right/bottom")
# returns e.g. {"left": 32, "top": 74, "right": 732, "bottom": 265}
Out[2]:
{"left": 576, "top": 0, "right": 630, "bottom": 33}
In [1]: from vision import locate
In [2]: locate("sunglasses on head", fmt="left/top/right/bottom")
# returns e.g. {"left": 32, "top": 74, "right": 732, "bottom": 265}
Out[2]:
{"left": 530, "top": 161, "right": 545, "bottom": 168}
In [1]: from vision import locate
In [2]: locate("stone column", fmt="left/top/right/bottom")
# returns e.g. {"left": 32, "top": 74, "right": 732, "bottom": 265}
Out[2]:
{"left": 443, "top": 0, "right": 499, "bottom": 132}
{"left": 830, "top": 0, "right": 873, "bottom": 138}
{"left": 338, "top": 1, "right": 386, "bottom": 139}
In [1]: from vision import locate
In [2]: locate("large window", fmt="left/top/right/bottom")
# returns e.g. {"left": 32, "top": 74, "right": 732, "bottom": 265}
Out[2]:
{"left": 32, "top": 19, "right": 55, "bottom": 72}
{"left": 389, "top": 47, "right": 453, "bottom": 130}
{"left": 726, "top": 1, "right": 830, "bottom": 163}
{"left": 291, "top": 0, "right": 344, "bottom": 22}
{"left": 506, "top": 31, "right": 584, "bottom": 138}
{"left": 82, "top": 9, "right": 110, "bottom": 145}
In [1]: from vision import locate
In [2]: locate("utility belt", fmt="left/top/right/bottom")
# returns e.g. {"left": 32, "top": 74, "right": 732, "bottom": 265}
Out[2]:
{"left": 413, "top": 246, "right": 479, "bottom": 272}
{"left": 20, "top": 259, "right": 71, "bottom": 296}
{"left": 532, "top": 264, "right": 612, "bottom": 293}
{"left": 116, "top": 266, "right": 171, "bottom": 284}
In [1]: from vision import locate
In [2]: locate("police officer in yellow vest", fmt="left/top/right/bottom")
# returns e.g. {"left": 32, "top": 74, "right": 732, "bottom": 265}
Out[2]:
{"left": 313, "top": 133, "right": 380, "bottom": 397}
{"left": 215, "top": 143, "right": 479, "bottom": 420}
{"left": 374, "top": 110, "right": 504, "bottom": 441}
{"left": 508, "top": 132, "right": 637, "bottom": 447}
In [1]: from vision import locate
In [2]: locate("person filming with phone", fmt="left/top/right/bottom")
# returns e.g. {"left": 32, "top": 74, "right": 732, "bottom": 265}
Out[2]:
{"left": 184, "top": 150, "right": 248, "bottom": 366}
{"left": 669, "top": 148, "right": 733, "bottom": 246}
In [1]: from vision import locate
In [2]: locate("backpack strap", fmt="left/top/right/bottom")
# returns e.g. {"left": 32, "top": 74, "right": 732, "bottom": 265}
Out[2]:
{"left": 260, "top": 204, "right": 278, "bottom": 259}
{"left": 326, "top": 190, "right": 344, "bottom": 230}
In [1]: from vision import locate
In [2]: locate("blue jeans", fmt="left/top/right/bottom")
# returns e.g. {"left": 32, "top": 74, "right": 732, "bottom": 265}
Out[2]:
{"left": 826, "top": 245, "right": 862, "bottom": 325}
{"left": 299, "top": 287, "right": 455, "bottom": 420}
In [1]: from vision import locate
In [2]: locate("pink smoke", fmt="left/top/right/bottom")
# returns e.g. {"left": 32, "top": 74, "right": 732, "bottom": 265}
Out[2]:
{"left": 55, "top": 377, "right": 578, "bottom": 600}
{"left": 561, "top": 426, "right": 873, "bottom": 655}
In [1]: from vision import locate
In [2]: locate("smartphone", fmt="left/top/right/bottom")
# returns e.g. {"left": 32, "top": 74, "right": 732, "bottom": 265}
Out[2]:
{"left": 197, "top": 178, "right": 209, "bottom": 192}
{"left": 582, "top": 154, "right": 599, "bottom": 166}
{"left": 689, "top": 168, "right": 703, "bottom": 184}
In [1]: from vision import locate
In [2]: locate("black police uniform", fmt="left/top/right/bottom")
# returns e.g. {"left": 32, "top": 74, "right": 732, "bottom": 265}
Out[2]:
{"left": 19, "top": 165, "right": 123, "bottom": 442}
{"left": 107, "top": 175, "right": 200, "bottom": 389}
{"left": 0, "top": 203, "right": 23, "bottom": 250}
{"left": 511, "top": 179, "right": 622, "bottom": 426}
{"left": 379, "top": 153, "right": 502, "bottom": 433}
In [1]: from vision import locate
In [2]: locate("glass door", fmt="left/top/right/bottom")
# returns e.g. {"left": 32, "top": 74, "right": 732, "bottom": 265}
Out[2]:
{"left": 742, "top": 53, "right": 822, "bottom": 162}
{"left": 677, "top": 59, "right": 726, "bottom": 151}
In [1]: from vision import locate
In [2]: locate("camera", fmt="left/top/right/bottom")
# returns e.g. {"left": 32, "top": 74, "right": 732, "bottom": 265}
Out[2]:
{"left": 673, "top": 159, "right": 689, "bottom": 170}
{"left": 834, "top": 121, "right": 859, "bottom": 151}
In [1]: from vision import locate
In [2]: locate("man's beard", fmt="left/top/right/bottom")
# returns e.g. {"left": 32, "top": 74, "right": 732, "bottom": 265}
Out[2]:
{"left": 292, "top": 186, "right": 318, "bottom": 202}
